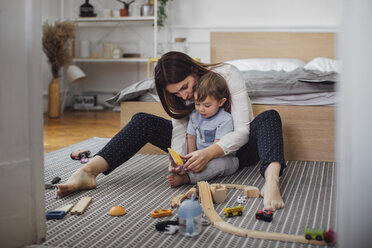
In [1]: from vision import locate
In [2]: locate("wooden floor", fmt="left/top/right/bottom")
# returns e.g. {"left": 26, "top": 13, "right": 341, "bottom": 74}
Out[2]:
{"left": 43, "top": 110, "right": 121, "bottom": 153}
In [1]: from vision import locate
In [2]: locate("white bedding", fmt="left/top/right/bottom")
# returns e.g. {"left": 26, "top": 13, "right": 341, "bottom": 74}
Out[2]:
{"left": 250, "top": 92, "right": 337, "bottom": 106}
{"left": 107, "top": 64, "right": 338, "bottom": 107}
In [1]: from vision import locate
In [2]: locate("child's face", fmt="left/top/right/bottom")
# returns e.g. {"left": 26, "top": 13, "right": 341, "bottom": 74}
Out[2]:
{"left": 194, "top": 94, "right": 226, "bottom": 119}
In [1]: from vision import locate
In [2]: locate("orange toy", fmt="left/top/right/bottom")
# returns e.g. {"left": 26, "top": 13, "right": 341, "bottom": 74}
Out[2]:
{"left": 151, "top": 209, "right": 172, "bottom": 218}
{"left": 109, "top": 205, "right": 126, "bottom": 216}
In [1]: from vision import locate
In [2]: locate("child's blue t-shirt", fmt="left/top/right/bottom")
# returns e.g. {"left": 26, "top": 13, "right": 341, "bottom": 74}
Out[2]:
{"left": 187, "top": 108, "right": 234, "bottom": 150}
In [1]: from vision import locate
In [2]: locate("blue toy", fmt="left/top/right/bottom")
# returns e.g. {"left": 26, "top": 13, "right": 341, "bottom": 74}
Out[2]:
{"left": 177, "top": 194, "right": 203, "bottom": 236}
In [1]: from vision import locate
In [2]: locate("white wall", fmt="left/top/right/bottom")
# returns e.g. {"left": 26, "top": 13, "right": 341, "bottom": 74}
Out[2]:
{"left": 167, "top": 0, "right": 342, "bottom": 61}
{"left": 41, "top": 0, "right": 342, "bottom": 111}
{"left": 337, "top": 0, "right": 372, "bottom": 247}
{"left": 0, "top": 0, "right": 46, "bottom": 247}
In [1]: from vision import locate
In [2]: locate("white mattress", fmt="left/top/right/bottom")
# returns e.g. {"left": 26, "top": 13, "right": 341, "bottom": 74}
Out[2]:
{"left": 250, "top": 92, "right": 337, "bottom": 106}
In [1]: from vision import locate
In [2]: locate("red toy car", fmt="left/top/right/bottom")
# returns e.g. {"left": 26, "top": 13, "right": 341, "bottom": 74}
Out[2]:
{"left": 70, "top": 150, "right": 91, "bottom": 160}
{"left": 255, "top": 210, "right": 273, "bottom": 222}
{"left": 324, "top": 229, "right": 336, "bottom": 244}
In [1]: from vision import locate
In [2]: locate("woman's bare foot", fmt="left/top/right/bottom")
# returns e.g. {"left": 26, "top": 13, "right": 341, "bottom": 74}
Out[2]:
{"left": 57, "top": 155, "right": 109, "bottom": 197}
{"left": 57, "top": 168, "right": 97, "bottom": 197}
{"left": 261, "top": 162, "right": 285, "bottom": 211}
{"left": 261, "top": 177, "right": 285, "bottom": 211}
{"left": 167, "top": 174, "right": 189, "bottom": 188}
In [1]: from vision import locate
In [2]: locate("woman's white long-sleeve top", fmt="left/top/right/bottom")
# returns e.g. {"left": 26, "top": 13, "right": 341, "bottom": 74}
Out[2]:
{"left": 171, "top": 64, "right": 254, "bottom": 155}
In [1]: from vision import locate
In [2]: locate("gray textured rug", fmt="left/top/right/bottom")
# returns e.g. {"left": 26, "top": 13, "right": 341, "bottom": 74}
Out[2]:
{"left": 43, "top": 137, "right": 336, "bottom": 248}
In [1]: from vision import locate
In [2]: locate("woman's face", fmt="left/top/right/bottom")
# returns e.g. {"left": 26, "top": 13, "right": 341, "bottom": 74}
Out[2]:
{"left": 165, "top": 75, "right": 197, "bottom": 101}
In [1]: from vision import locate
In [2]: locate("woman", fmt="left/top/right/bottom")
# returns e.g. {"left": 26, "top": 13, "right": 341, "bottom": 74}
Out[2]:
{"left": 58, "top": 51, "right": 286, "bottom": 211}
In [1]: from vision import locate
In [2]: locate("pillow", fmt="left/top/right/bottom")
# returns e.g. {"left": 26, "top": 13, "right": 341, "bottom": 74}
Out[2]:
{"left": 105, "top": 78, "right": 155, "bottom": 105}
{"left": 304, "top": 57, "right": 340, "bottom": 73}
{"left": 225, "top": 58, "right": 305, "bottom": 72}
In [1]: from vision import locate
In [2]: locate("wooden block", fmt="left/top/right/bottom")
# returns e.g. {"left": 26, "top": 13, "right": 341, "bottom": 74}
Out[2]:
{"left": 243, "top": 186, "right": 260, "bottom": 198}
{"left": 170, "top": 194, "right": 187, "bottom": 208}
{"left": 55, "top": 203, "right": 74, "bottom": 213}
{"left": 222, "top": 184, "right": 247, "bottom": 190}
{"left": 71, "top": 196, "right": 93, "bottom": 215}
{"left": 210, "top": 184, "right": 227, "bottom": 203}
{"left": 186, "top": 187, "right": 198, "bottom": 199}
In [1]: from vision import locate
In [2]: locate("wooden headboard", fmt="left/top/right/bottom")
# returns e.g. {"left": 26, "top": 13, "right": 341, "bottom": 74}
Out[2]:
{"left": 211, "top": 32, "right": 335, "bottom": 63}
{"left": 209, "top": 32, "right": 336, "bottom": 162}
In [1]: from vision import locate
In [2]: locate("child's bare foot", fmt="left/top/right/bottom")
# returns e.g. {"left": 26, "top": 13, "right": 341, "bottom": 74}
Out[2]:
{"left": 168, "top": 163, "right": 186, "bottom": 175}
{"left": 57, "top": 168, "right": 97, "bottom": 197}
{"left": 261, "top": 176, "right": 285, "bottom": 211}
{"left": 167, "top": 174, "right": 189, "bottom": 188}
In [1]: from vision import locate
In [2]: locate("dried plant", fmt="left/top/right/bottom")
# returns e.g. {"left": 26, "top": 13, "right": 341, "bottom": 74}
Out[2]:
{"left": 42, "top": 21, "right": 76, "bottom": 78}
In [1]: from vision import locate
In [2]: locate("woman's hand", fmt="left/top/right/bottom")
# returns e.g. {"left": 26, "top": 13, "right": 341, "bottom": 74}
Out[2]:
{"left": 182, "top": 149, "right": 213, "bottom": 173}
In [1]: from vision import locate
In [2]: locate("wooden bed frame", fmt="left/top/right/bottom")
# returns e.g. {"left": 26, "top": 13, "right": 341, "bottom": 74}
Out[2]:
{"left": 120, "top": 32, "right": 335, "bottom": 162}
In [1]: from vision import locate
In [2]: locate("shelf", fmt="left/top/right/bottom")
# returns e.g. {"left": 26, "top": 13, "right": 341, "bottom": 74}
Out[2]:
{"left": 73, "top": 58, "right": 149, "bottom": 63}
{"left": 73, "top": 17, "right": 155, "bottom": 23}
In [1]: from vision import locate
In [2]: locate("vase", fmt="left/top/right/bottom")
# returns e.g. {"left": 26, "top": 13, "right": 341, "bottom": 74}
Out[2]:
{"left": 120, "top": 8, "right": 129, "bottom": 17}
{"left": 48, "top": 78, "right": 60, "bottom": 118}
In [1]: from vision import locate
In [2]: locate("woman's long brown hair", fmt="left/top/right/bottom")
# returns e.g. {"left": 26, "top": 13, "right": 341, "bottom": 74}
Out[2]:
{"left": 154, "top": 51, "right": 220, "bottom": 119}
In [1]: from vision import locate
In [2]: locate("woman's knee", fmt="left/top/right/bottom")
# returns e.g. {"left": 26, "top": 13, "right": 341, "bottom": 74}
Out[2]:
{"left": 130, "top": 112, "right": 155, "bottom": 128}
{"left": 259, "top": 110, "right": 282, "bottom": 124}
{"left": 131, "top": 112, "right": 150, "bottom": 122}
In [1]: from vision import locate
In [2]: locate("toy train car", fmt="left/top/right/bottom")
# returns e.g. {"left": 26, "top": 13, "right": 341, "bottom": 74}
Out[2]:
{"left": 223, "top": 206, "right": 243, "bottom": 218}
{"left": 304, "top": 228, "right": 336, "bottom": 244}
{"left": 255, "top": 210, "right": 273, "bottom": 222}
{"left": 70, "top": 150, "right": 91, "bottom": 160}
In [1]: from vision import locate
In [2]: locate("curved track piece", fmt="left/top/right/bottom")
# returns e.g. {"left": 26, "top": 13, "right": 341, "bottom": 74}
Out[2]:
{"left": 197, "top": 181, "right": 327, "bottom": 245}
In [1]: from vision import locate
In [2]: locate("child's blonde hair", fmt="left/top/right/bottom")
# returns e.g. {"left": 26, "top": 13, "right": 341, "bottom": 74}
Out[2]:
{"left": 194, "top": 72, "right": 231, "bottom": 112}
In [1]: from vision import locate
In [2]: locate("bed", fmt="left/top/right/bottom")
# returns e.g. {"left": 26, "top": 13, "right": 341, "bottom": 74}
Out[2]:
{"left": 119, "top": 32, "right": 336, "bottom": 162}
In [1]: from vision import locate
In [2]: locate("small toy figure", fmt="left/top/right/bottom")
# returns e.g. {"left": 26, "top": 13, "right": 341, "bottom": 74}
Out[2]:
{"left": 70, "top": 150, "right": 91, "bottom": 160}
{"left": 164, "top": 225, "right": 179, "bottom": 235}
{"left": 155, "top": 220, "right": 179, "bottom": 231}
{"left": 237, "top": 196, "right": 247, "bottom": 204}
{"left": 304, "top": 228, "right": 336, "bottom": 244}
{"left": 223, "top": 206, "right": 243, "bottom": 218}
{"left": 255, "top": 210, "right": 273, "bottom": 222}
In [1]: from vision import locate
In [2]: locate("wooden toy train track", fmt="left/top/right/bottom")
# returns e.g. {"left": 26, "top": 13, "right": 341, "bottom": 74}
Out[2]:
{"left": 197, "top": 181, "right": 328, "bottom": 245}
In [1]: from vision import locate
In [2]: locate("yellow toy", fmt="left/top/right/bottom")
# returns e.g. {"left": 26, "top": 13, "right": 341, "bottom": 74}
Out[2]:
{"left": 168, "top": 148, "right": 185, "bottom": 170}
{"left": 223, "top": 206, "right": 243, "bottom": 218}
